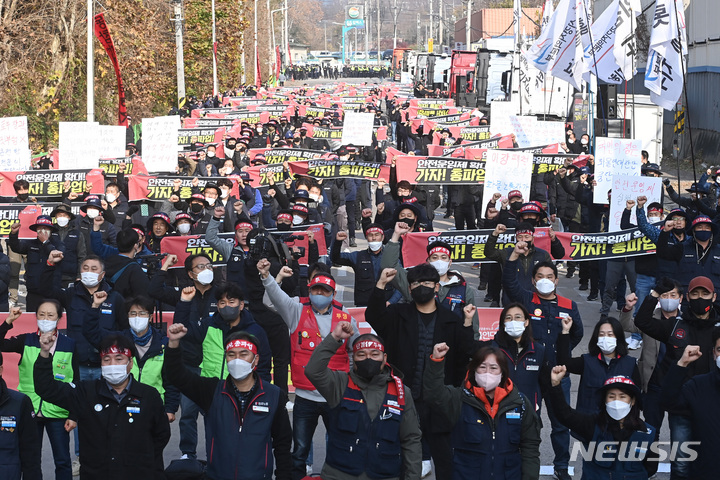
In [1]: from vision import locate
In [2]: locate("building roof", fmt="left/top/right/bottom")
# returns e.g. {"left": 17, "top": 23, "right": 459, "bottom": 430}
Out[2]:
{"left": 455, "top": 8, "right": 542, "bottom": 45}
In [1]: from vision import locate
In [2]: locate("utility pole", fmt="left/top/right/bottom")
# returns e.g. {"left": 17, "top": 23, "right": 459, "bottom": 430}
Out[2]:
{"left": 438, "top": 0, "right": 443, "bottom": 47}
{"left": 211, "top": 0, "right": 218, "bottom": 96}
{"left": 87, "top": 0, "right": 94, "bottom": 122}
{"left": 267, "top": 0, "right": 273, "bottom": 77}
{"left": 284, "top": 0, "right": 289, "bottom": 65}
{"left": 254, "top": 0, "right": 259, "bottom": 85}
{"left": 364, "top": 0, "right": 369, "bottom": 66}
{"left": 173, "top": 0, "right": 186, "bottom": 102}
{"left": 465, "top": 0, "right": 472, "bottom": 49}
{"left": 393, "top": 0, "right": 398, "bottom": 49}
{"left": 429, "top": 0, "right": 433, "bottom": 52}
{"left": 376, "top": 0, "right": 380, "bottom": 65}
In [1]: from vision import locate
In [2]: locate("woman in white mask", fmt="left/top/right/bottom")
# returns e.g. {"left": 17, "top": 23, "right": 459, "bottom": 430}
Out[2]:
{"left": 0, "top": 301, "right": 78, "bottom": 478}
{"left": 557, "top": 316, "right": 639, "bottom": 416}
{"left": 173, "top": 213, "right": 194, "bottom": 236}
{"left": 424, "top": 343, "right": 541, "bottom": 480}
{"left": 82, "top": 292, "right": 179, "bottom": 424}
{"left": 491, "top": 303, "right": 546, "bottom": 413}
{"left": 549, "top": 367, "right": 658, "bottom": 479}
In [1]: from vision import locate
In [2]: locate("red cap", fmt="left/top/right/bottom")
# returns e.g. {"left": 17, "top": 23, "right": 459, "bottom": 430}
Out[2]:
{"left": 688, "top": 276, "right": 714, "bottom": 293}
{"left": 508, "top": 190, "right": 522, "bottom": 200}
{"left": 692, "top": 216, "right": 713, "bottom": 228}
{"left": 308, "top": 275, "right": 336, "bottom": 292}
{"left": 293, "top": 204, "right": 309, "bottom": 214}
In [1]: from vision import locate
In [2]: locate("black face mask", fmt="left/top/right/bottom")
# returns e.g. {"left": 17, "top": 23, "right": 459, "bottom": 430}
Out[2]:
{"left": 411, "top": 285, "right": 436, "bottom": 304}
{"left": 354, "top": 358, "right": 383, "bottom": 380}
{"left": 190, "top": 203, "right": 204, "bottom": 213}
{"left": 400, "top": 217, "right": 415, "bottom": 228}
{"left": 689, "top": 297, "right": 714, "bottom": 316}
{"left": 522, "top": 218, "right": 538, "bottom": 227}
{"left": 17, "top": 193, "right": 29, "bottom": 201}
{"left": 672, "top": 227, "right": 685, "bottom": 236}
{"left": 510, "top": 201, "right": 523, "bottom": 211}
{"left": 227, "top": 143, "right": 236, "bottom": 149}
{"left": 277, "top": 222, "right": 291, "bottom": 231}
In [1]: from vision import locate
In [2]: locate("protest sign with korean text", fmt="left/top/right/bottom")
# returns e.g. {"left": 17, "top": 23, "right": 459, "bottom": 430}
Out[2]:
{"left": 481, "top": 150, "right": 534, "bottom": 212}
{"left": 0, "top": 116, "right": 31, "bottom": 171}
{"left": 593, "top": 137, "right": 642, "bottom": 203}
{"left": 607, "top": 175, "right": 662, "bottom": 232}
{"left": 142, "top": 116, "right": 181, "bottom": 172}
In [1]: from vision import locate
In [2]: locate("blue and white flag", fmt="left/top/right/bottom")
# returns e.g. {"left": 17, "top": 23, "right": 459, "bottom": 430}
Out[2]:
{"left": 644, "top": 0, "right": 687, "bottom": 110}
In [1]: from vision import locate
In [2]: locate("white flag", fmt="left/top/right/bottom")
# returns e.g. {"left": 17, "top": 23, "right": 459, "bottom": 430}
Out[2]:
{"left": 525, "top": 0, "right": 588, "bottom": 90}
{"left": 581, "top": 0, "right": 641, "bottom": 84}
{"left": 644, "top": 0, "right": 687, "bottom": 110}
{"left": 541, "top": 0, "right": 555, "bottom": 29}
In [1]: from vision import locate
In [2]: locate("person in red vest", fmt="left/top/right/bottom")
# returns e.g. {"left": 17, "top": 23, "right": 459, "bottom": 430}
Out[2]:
{"left": 258, "top": 258, "right": 360, "bottom": 480}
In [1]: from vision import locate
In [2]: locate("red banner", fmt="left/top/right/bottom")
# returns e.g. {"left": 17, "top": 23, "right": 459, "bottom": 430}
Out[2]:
{"left": 0, "top": 170, "right": 105, "bottom": 197}
{"left": 93, "top": 13, "right": 128, "bottom": 127}
{"left": 275, "top": 46, "right": 281, "bottom": 83}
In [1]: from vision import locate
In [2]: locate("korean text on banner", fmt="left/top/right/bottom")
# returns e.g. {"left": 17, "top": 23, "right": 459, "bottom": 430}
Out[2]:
{"left": 142, "top": 116, "right": 181, "bottom": 172}
{"left": 490, "top": 101, "right": 518, "bottom": 137}
{"left": 0, "top": 116, "right": 31, "bottom": 171}
{"left": 98, "top": 125, "right": 127, "bottom": 159}
{"left": 341, "top": 111, "right": 375, "bottom": 146}
{"left": 481, "top": 150, "right": 534, "bottom": 212}
{"left": 593, "top": 137, "right": 642, "bottom": 203}
{"left": 607, "top": 175, "right": 662, "bottom": 232}
{"left": 59, "top": 122, "right": 100, "bottom": 170}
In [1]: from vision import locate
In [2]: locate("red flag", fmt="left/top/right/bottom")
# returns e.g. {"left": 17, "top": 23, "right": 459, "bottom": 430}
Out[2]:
{"left": 255, "top": 50, "right": 262, "bottom": 89}
{"left": 93, "top": 14, "right": 128, "bottom": 127}
{"left": 275, "top": 46, "right": 281, "bottom": 82}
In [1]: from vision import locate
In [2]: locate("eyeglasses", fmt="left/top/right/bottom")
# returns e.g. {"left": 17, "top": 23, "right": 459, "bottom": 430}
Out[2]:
{"left": 504, "top": 315, "right": 525, "bottom": 322}
{"left": 128, "top": 311, "right": 150, "bottom": 317}
{"left": 193, "top": 263, "right": 213, "bottom": 271}
{"left": 410, "top": 281, "right": 436, "bottom": 288}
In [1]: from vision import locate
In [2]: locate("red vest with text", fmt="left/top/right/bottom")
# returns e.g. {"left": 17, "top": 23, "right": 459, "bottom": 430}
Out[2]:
{"left": 290, "top": 299, "right": 350, "bottom": 391}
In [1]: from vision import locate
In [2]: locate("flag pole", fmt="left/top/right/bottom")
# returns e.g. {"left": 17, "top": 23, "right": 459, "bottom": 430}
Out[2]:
{"left": 581, "top": 0, "right": 607, "bottom": 139}
{"left": 673, "top": 0, "right": 696, "bottom": 185}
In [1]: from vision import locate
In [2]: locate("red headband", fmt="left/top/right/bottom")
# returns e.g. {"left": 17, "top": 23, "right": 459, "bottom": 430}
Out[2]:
{"left": 235, "top": 222, "right": 253, "bottom": 231}
{"left": 353, "top": 340, "right": 384, "bottom": 353}
{"left": 277, "top": 213, "right": 293, "bottom": 222}
{"left": 516, "top": 229, "right": 534, "bottom": 236}
{"left": 647, "top": 206, "right": 663, "bottom": 213}
{"left": 225, "top": 339, "right": 258, "bottom": 354}
{"left": 365, "top": 227, "right": 384, "bottom": 236}
{"left": 100, "top": 344, "right": 133, "bottom": 359}
{"left": 429, "top": 246, "right": 450, "bottom": 257}
{"left": 308, "top": 275, "right": 336, "bottom": 291}
{"left": 132, "top": 228, "right": 144, "bottom": 238}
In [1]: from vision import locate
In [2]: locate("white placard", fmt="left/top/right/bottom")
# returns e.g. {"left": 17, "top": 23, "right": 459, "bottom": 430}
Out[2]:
{"left": 59, "top": 122, "right": 100, "bottom": 170}
{"left": 535, "top": 120, "right": 566, "bottom": 145}
{"left": 482, "top": 149, "right": 534, "bottom": 212}
{"left": 607, "top": 175, "right": 662, "bottom": 232}
{"left": 593, "top": 137, "right": 642, "bottom": 203}
{"left": 509, "top": 115, "right": 537, "bottom": 147}
{"left": 400, "top": 72, "right": 413, "bottom": 84}
{"left": 142, "top": 116, "right": 181, "bottom": 172}
{"left": 0, "top": 116, "right": 31, "bottom": 171}
{"left": 98, "top": 125, "right": 127, "bottom": 159}
{"left": 341, "top": 111, "right": 374, "bottom": 146}
{"left": 490, "top": 101, "right": 517, "bottom": 137}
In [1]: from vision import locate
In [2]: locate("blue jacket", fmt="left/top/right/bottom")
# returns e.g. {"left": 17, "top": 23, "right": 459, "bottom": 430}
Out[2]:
{"left": 502, "top": 259, "right": 583, "bottom": 365}
{"left": 0, "top": 378, "right": 41, "bottom": 480}
{"left": 173, "top": 300, "right": 272, "bottom": 382}
{"left": 40, "top": 264, "right": 127, "bottom": 366}
{"left": 493, "top": 338, "right": 546, "bottom": 411}
{"left": 8, "top": 233, "right": 65, "bottom": 294}
{"left": 163, "top": 346, "right": 292, "bottom": 480}
{"left": 582, "top": 424, "right": 656, "bottom": 480}
{"left": 656, "top": 229, "right": 720, "bottom": 295}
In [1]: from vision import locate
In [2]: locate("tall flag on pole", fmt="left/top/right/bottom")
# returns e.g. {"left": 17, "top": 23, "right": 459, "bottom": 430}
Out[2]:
{"left": 255, "top": 49, "right": 262, "bottom": 89}
{"left": 581, "top": 0, "right": 641, "bottom": 84}
{"left": 524, "top": 0, "right": 588, "bottom": 90}
{"left": 644, "top": 0, "right": 687, "bottom": 110}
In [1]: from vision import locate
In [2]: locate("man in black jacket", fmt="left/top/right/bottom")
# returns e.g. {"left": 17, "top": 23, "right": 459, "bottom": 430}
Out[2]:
{"left": 0, "top": 351, "right": 41, "bottom": 480}
{"left": 103, "top": 229, "right": 151, "bottom": 299}
{"left": 34, "top": 333, "right": 170, "bottom": 479}
{"left": 366, "top": 264, "right": 475, "bottom": 479}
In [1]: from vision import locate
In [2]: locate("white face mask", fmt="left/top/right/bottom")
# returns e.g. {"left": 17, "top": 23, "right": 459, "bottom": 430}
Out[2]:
{"left": 475, "top": 372, "right": 502, "bottom": 391}
{"left": 429, "top": 259, "right": 450, "bottom": 276}
{"left": 504, "top": 320, "right": 526, "bottom": 338}
{"left": 206, "top": 197, "right": 216, "bottom": 206}
{"left": 220, "top": 188, "right": 230, "bottom": 198}
{"left": 658, "top": 297, "right": 680, "bottom": 312}
{"left": 37, "top": 320, "right": 57, "bottom": 333}
{"left": 292, "top": 215, "right": 304, "bottom": 225}
{"left": 716, "top": 355, "right": 720, "bottom": 370}
{"left": 581, "top": 139, "right": 589, "bottom": 145}
{"left": 177, "top": 223, "right": 191, "bottom": 235}
{"left": 535, "top": 278, "right": 555, "bottom": 295}
{"left": 129, "top": 316, "right": 150, "bottom": 334}
{"left": 597, "top": 336, "right": 617, "bottom": 355}
{"left": 196, "top": 269, "right": 214, "bottom": 285}
{"left": 36, "top": 228, "right": 51, "bottom": 238}
{"left": 56, "top": 217, "right": 70, "bottom": 227}
{"left": 86, "top": 209, "right": 100, "bottom": 219}
{"left": 105, "top": 193, "right": 117, "bottom": 203}
{"left": 227, "top": 358, "right": 254, "bottom": 380}
{"left": 605, "top": 400, "right": 632, "bottom": 421}
{"left": 81, "top": 272, "right": 101, "bottom": 287}
{"left": 648, "top": 216, "right": 663, "bottom": 224}
{"left": 368, "top": 241, "right": 383, "bottom": 252}
{"left": 207, "top": 151, "right": 216, "bottom": 158}
{"left": 102, "top": 363, "right": 130, "bottom": 385}
{"left": 309, "top": 193, "right": 321, "bottom": 202}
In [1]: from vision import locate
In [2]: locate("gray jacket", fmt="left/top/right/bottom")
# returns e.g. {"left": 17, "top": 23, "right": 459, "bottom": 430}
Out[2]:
{"left": 306, "top": 334, "right": 422, "bottom": 480}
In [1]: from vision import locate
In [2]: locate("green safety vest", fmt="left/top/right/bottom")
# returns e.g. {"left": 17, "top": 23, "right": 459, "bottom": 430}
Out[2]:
{"left": 199, "top": 325, "right": 226, "bottom": 379}
{"left": 18, "top": 336, "right": 74, "bottom": 419}
{"left": 130, "top": 344, "right": 166, "bottom": 403}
